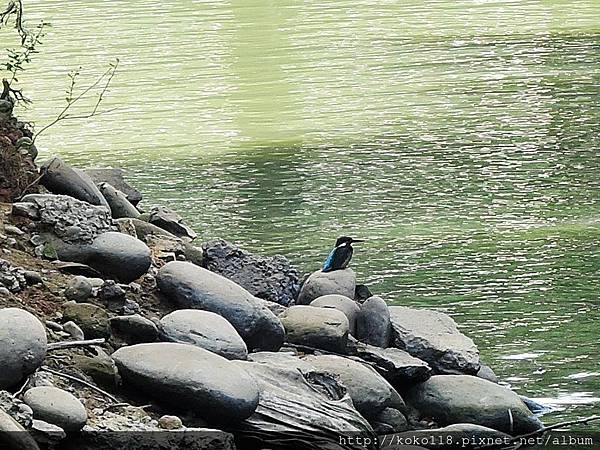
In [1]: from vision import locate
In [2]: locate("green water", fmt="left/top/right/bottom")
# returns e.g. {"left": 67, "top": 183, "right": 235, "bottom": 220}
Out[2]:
{"left": 10, "top": 0, "right": 600, "bottom": 424}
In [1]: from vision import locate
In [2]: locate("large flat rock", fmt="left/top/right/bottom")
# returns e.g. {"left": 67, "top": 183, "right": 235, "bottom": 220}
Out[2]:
{"left": 112, "top": 343, "right": 259, "bottom": 424}
{"left": 389, "top": 306, "right": 479, "bottom": 375}
{"left": 157, "top": 261, "right": 284, "bottom": 352}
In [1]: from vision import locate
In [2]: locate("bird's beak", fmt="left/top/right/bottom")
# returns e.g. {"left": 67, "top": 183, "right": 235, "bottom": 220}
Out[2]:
{"left": 351, "top": 239, "right": 365, "bottom": 243}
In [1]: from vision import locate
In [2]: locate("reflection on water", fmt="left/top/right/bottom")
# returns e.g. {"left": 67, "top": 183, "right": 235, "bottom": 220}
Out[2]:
{"left": 13, "top": 0, "right": 600, "bottom": 423}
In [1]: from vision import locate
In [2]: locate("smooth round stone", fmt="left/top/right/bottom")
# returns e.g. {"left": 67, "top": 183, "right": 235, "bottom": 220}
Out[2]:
{"left": 0, "top": 308, "right": 47, "bottom": 389}
{"left": 296, "top": 269, "right": 356, "bottom": 305}
{"left": 112, "top": 343, "right": 260, "bottom": 424}
{"left": 159, "top": 310, "right": 248, "bottom": 360}
{"left": 310, "top": 294, "right": 360, "bottom": 335}
{"left": 355, "top": 295, "right": 392, "bottom": 348}
{"left": 23, "top": 387, "right": 88, "bottom": 432}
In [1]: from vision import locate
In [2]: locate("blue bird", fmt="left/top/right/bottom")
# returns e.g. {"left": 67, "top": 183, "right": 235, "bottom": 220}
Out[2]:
{"left": 322, "top": 236, "right": 364, "bottom": 272}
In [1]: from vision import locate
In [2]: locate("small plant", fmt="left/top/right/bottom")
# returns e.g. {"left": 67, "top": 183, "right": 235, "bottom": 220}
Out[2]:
{"left": 0, "top": 0, "right": 48, "bottom": 105}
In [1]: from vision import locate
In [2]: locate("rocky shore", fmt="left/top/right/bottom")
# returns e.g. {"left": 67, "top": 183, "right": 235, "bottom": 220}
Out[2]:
{"left": 0, "top": 100, "right": 547, "bottom": 450}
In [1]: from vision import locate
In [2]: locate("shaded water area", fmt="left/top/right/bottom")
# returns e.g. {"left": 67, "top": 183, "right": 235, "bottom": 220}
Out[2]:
{"left": 15, "top": 0, "right": 600, "bottom": 424}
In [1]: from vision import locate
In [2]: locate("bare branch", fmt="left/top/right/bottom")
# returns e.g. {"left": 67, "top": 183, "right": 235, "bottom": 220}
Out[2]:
{"left": 47, "top": 338, "right": 106, "bottom": 351}
{"left": 40, "top": 366, "right": 119, "bottom": 403}
{"left": 33, "top": 59, "right": 120, "bottom": 143}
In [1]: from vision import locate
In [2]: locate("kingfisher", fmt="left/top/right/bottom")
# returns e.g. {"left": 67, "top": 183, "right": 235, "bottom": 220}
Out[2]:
{"left": 322, "top": 236, "right": 364, "bottom": 272}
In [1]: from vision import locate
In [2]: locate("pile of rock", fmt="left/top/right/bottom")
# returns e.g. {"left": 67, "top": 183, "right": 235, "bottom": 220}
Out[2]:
{"left": 0, "top": 155, "right": 547, "bottom": 450}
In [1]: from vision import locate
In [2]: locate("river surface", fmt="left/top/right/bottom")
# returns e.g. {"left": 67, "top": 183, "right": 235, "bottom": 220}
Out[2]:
{"left": 13, "top": 0, "right": 600, "bottom": 424}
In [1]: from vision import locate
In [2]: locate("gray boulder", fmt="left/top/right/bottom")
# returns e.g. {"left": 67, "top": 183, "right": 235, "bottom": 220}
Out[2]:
{"left": 280, "top": 305, "right": 349, "bottom": 353}
{"left": 62, "top": 302, "right": 110, "bottom": 339}
{"left": 0, "top": 308, "right": 47, "bottom": 389}
{"left": 202, "top": 239, "right": 299, "bottom": 306}
{"left": 112, "top": 343, "right": 260, "bottom": 424}
{"left": 40, "top": 157, "right": 108, "bottom": 207}
{"left": 56, "top": 232, "right": 152, "bottom": 283}
{"left": 356, "top": 295, "right": 391, "bottom": 347}
{"left": 110, "top": 315, "right": 159, "bottom": 344}
{"left": 389, "top": 306, "right": 480, "bottom": 375}
{"left": 148, "top": 206, "right": 196, "bottom": 240}
{"left": 84, "top": 168, "right": 142, "bottom": 206}
{"left": 348, "top": 343, "right": 432, "bottom": 385}
{"left": 23, "top": 386, "right": 87, "bottom": 432}
{"left": 403, "top": 375, "right": 542, "bottom": 435}
{"left": 0, "top": 408, "right": 40, "bottom": 450}
{"left": 157, "top": 261, "right": 284, "bottom": 352}
{"left": 297, "top": 269, "right": 356, "bottom": 305}
{"left": 159, "top": 310, "right": 248, "bottom": 360}
{"left": 310, "top": 294, "right": 360, "bottom": 335}
{"left": 303, "top": 355, "right": 406, "bottom": 419}
{"left": 98, "top": 182, "right": 140, "bottom": 219}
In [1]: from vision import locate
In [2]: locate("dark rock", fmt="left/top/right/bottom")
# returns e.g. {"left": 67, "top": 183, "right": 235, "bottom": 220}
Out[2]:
{"left": 98, "top": 182, "right": 140, "bottom": 219}
{"left": 40, "top": 157, "right": 108, "bottom": 207}
{"left": 0, "top": 308, "right": 47, "bottom": 389}
{"left": 62, "top": 302, "right": 110, "bottom": 339}
{"left": 56, "top": 232, "right": 152, "bottom": 283}
{"left": 112, "top": 343, "right": 260, "bottom": 424}
{"left": 382, "top": 424, "right": 512, "bottom": 449}
{"left": 157, "top": 261, "right": 284, "bottom": 352}
{"left": 297, "top": 269, "right": 356, "bottom": 305}
{"left": 64, "top": 276, "right": 93, "bottom": 302}
{"left": 233, "top": 353, "right": 376, "bottom": 450}
{"left": 0, "top": 408, "right": 40, "bottom": 450}
{"left": 389, "top": 306, "right": 480, "bottom": 375}
{"left": 98, "top": 280, "right": 127, "bottom": 312}
{"left": 403, "top": 375, "right": 543, "bottom": 435}
{"left": 356, "top": 295, "right": 392, "bottom": 348}
{"left": 84, "top": 168, "right": 143, "bottom": 206}
{"left": 355, "top": 284, "right": 373, "bottom": 302}
{"left": 348, "top": 342, "right": 432, "bottom": 385}
{"left": 202, "top": 239, "right": 299, "bottom": 306}
{"left": 110, "top": 315, "right": 159, "bottom": 344}
{"left": 477, "top": 364, "right": 499, "bottom": 384}
{"left": 310, "top": 294, "right": 360, "bottom": 335}
{"left": 23, "top": 271, "right": 43, "bottom": 285}
{"left": 23, "top": 386, "right": 87, "bottom": 432}
{"left": 371, "top": 407, "right": 409, "bottom": 435}
{"left": 280, "top": 305, "right": 349, "bottom": 353}
{"left": 303, "top": 354, "right": 406, "bottom": 419}
{"left": 71, "top": 352, "right": 120, "bottom": 388}
{"left": 148, "top": 206, "right": 196, "bottom": 240}
{"left": 159, "top": 309, "right": 248, "bottom": 360}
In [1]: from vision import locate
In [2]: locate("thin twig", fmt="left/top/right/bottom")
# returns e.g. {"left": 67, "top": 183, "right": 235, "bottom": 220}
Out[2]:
{"left": 33, "top": 59, "right": 120, "bottom": 143}
{"left": 40, "top": 366, "right": 118, "bottom": 402}
{"left": 15, "top": 170, "right": 45, "bottom": 201}
{"left": 47, "top": 338, "right": 106, "bottom": 351}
